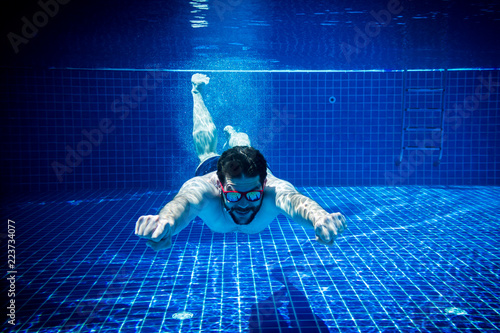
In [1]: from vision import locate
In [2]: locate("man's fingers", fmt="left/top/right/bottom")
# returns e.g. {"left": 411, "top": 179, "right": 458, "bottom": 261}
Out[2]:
{"left": 315, "top": 235, "right": 334, "bottom": 247}
{"left": 314, "top": 224, "right": 325, "bottom": 238}
{"left": 333, "top": 213, "right": 347, "bottom": 233}
{"left": 339, "top": 214, "right": 347, "bottom": 230}
{"left": 315, "top": 224, "right": 334, "bottom": 243}
{"left": 135, "top": 215, "right": 146, "bottom": 235}
{"left": 151, "top": 224, "right": 164, "bottom": 241}
{"left": 135, "top": 215, "right": 173, "bottom": 251}
{"left": 135, "top": 215, "right": 160, "bottom": 238}
{"left": 152, "top": 221, "right": 171, "bottom": 241}
{"left": 143, "top": 223, "right": 158, "bottom": 239}
{"left": 137, "top": 217, "right": 149, "bottom": 236}
{"left": 316, "top": 217, "right": 343, "bottom": 246}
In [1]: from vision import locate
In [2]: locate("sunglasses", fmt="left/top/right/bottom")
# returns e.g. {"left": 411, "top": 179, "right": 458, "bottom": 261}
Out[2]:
{"left": 219, "top": 180, "right": 266, "bottom": 202}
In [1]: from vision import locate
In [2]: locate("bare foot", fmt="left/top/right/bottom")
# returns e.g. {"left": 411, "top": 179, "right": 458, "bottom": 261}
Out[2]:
{"left": 224, "top": 125, "right": 251, "bottom": 148}
{"left": 191, "top": 73, "right": 210, "bottom": 92}
{"left": 223, "top": 125, "right": 235, "bottom": 137}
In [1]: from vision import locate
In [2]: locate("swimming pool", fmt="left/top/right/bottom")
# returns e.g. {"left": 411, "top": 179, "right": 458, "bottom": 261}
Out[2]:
{"left": 1, "top": 67, "right": 499, "bottom": 333}
{"left": 2, "top": 1, "right": 500, "bottom": 332}
{"left": 2, "top": 185, "right": 499, "bottom": 332}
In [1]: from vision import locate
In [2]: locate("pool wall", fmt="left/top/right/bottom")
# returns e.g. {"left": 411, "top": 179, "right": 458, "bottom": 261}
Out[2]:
{"left": 1, "top": 68, "right": 499, "bottom": 192}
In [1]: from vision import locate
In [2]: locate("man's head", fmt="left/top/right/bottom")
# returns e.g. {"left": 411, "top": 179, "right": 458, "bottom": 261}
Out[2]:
{"left": 217, "top": 146, "right": 268, "bottom": 225}
{"left": 217, "top": 146, "right": 267, "bottom": 185}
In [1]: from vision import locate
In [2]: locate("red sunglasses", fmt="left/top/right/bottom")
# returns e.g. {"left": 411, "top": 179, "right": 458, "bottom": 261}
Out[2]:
{"left": 219, "top": 180, "right": 266, "bottom": 202}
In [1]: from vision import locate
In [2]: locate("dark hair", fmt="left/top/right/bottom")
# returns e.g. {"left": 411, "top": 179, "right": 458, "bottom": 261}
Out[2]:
{"left": 217, "top": 146, "right": 267, "bottom": 185}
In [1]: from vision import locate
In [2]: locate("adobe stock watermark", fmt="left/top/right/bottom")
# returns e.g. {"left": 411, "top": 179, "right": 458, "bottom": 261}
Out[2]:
{"left": 340, "top": 0, "right": 412, "bottom": 63}
{"left": 386, "top": 73, "right": 500, "bottom": 186}
{"left": 256, "top": 105, "right": 295, "bottom": 146}
{"left": 212, "top": 0, "right": 243, "bottom": 21}
{"left": 6, "top": 220, "right": 17, "bottom": 326}
{"left": 51, "top": 67, "right": 167, "bottom": 182}
{"left": 7, "top": 0, "right": 71, "bottom": 55}
{"left": 61, "top": 265, "right": 131, "bottom": 330}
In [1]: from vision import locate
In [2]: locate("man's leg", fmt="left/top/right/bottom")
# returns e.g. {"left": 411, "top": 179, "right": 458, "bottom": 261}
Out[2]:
{"left": 224, "top": 125, "right": 273, "bottom": 175}
{"left": 192, "top": 74, "right": 218, "bottom": 164}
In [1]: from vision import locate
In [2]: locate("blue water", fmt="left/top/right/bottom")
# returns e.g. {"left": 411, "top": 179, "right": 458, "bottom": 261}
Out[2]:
{"left": 2, "top": 0, "right": 500, "bottom": 332}
{"left": 2, "top": 0, "right": 500, "bottom": 70}
{"left": 2, "top": 186, "right": 499, "bottom": 332}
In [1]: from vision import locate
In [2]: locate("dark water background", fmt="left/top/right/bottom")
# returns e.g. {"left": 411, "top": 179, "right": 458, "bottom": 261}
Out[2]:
{"left": 2, "top": 0, "right": 500, "bottom": 70}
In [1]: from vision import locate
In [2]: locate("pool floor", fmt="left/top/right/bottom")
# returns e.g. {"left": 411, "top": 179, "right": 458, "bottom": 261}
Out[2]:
{"left": 1, "top": 186, "right": 499, "bottom": 332}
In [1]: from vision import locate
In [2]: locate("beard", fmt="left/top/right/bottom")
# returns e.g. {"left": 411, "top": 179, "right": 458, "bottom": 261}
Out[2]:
{"left": 223, "top": 200, "right": 263, "bottom": 225}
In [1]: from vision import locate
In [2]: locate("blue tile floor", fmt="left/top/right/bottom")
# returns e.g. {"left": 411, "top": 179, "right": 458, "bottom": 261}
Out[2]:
{"left": 1, "top": 186, "right": 499, "bottom": 332}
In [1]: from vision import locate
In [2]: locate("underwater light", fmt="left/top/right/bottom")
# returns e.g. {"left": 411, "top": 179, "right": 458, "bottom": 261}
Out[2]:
{"left": 172, "top": 311, "right": 194, "bottom": 320}
{"left": 444, "top": 307, "right": 467, "bottom": 316}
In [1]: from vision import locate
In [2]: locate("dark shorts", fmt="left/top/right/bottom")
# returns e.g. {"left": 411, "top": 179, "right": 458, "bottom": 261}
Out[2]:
{"left": 195, "top": 155, "right": 220, "bottom": 177}
{"left": 194, "top": 154, "right": 273, "bottom": 177}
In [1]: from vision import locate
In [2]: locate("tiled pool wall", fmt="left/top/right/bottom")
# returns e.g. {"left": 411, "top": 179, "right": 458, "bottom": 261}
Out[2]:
{"left": 1, "top": 68, "right": 499, "bottom": 192}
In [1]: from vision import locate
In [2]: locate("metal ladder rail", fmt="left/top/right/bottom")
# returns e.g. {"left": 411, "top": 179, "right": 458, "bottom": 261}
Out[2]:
{"left": 396, "top": 70, "right": 447, "bottom": 166}
{"left": 396, "top": 70, "right": 408, "bottom": 166}
{"left": 436, "top": 70, "right": 447, "bottom": 166}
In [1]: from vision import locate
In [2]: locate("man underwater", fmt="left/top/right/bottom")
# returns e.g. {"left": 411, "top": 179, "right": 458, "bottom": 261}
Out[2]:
{"left": 135, "top": 74, "right": 347, "bottom": 251}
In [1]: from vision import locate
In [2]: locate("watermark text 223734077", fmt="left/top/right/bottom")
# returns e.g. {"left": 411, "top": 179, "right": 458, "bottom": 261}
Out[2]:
{"left": 6, "top": 0, "right": 72, "bottom": 54}
{"left": 7, "top": 219, "right": 17, "bottom": 326}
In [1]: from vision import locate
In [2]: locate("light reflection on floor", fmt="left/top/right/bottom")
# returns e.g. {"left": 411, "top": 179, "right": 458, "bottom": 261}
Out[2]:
{"left": 1, "top": 186, "right": 499, "bottom": 332}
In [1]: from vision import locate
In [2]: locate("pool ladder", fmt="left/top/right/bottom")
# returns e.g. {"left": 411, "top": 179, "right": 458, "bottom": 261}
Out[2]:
{"left": 396, "top": 70, "right": 447, "bottom": 167}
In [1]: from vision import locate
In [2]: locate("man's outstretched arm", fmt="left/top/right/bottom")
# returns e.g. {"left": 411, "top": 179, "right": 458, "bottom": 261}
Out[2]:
{"left": 269, "top": 175, "right": 347, "bottom": 246}
{"left": 135, "top": 177, "right": 214, "bottom": 251}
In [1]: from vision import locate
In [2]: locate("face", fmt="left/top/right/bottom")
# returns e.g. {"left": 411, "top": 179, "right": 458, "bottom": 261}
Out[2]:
{"left": 221, "top": 174, "right": 264, "bottom": 225}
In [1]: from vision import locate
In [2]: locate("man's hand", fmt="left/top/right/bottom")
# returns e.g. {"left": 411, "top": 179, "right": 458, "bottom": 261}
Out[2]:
{"left": 314, "top": 212, "right": 347, "bottom": 246}
{"left": 135, "top": 215, "right": 175, "bottom": 251}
